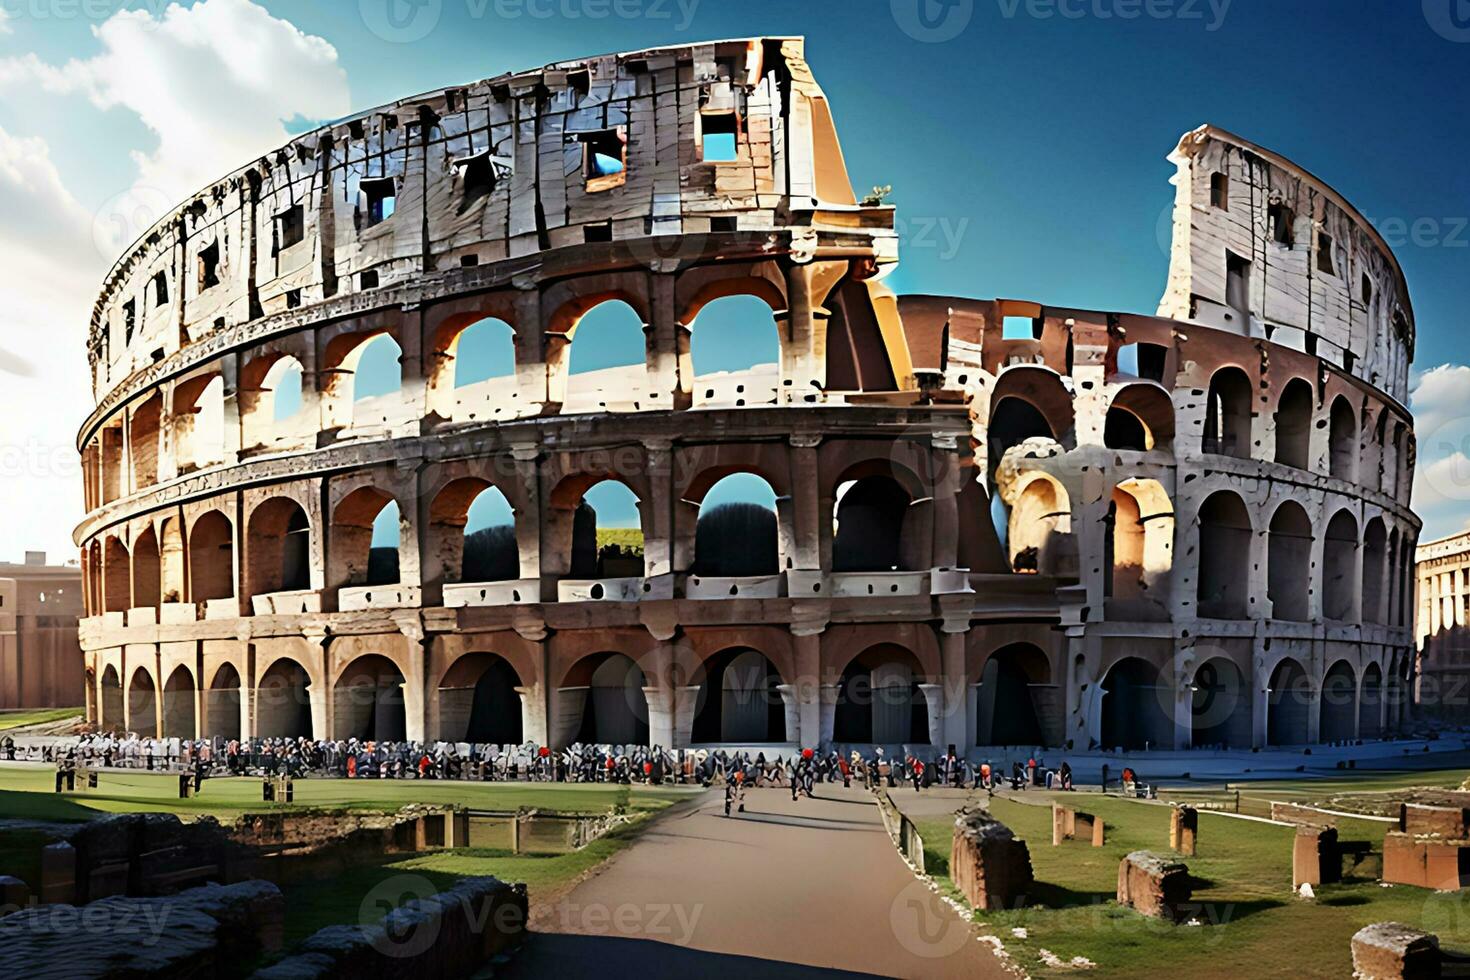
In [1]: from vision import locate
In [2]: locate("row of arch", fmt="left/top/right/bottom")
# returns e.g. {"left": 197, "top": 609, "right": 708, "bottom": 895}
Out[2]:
{"left": 1197, "top": 490, "right": 1413, "bottom": 625}
{"left": 1099, "top": 654, "right": 1408, "bottom": 750}
{"left": 85, "top": 459, "right": 936, "bottom": 615}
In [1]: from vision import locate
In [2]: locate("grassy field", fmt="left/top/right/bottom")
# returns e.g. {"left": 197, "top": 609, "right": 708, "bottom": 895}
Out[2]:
{"left": 1157, "top": 767, "right": 1470, "bottom": 818}
{"left": 0, "top": 766, "right": 695, "bottom": 823}
{"left": 912, "top": 784, "right": 1470, "bottom": 979}
{"left": 0, "top": 707, "right": 82, "bottom": 731}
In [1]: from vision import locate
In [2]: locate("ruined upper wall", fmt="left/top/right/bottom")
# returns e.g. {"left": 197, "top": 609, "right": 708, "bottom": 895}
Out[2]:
{"left": 1158, "top": 125, "right": 1415, "bottom": 404}
{"left": 86, "top": 36, "right": 877, "bottom": 399}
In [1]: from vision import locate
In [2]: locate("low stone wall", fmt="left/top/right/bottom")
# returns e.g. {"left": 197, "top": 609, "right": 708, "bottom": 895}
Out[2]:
{"left": 1270, "top": 802, "right": 1337, "bottom": 827}
{"left": 1400, "top": 803, "right": 1470, "bottom": 838}
{"left": 950, "top": 808, "right": 1032, "bottom": 911}
{"left": 1351, "top": 922, "right": 1440, "bottom": 979}
{"left": 1116, "top": 851, "right": 1190, "bottom": 922}
{"left": 0, "top": 880, "right": 283, "bottom": 979}
{"left": 1382, "top": 831, "right": 1470, "bottom": 891}
{"left": 251, "top": 876, "right": 527, "bottom": 979}
{"left": 1292, "top": 825, "right": 1340, "bottom": 888}
{"left": 1051, "top": 804, "right": 1104, "bottom": 846}
{"left": 45, "top": 813, "right": 251, "bottom": 905}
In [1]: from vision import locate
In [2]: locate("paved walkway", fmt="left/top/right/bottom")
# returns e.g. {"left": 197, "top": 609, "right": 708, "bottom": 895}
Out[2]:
{"left": 503, "top": 784, "right": 1010, "bottom": 979}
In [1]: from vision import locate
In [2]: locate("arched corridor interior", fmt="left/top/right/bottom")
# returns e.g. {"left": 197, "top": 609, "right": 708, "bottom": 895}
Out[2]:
{"left": 1319, "top": 660, "right": 1357, "bottom": 742}
{"left": 1359, "top": 663, "right": 1383, "bottom": 739}
{"left": 832, "top": 646, "right": 929, "bottom": 745}
{"left": 439, "top": 653, "right": 523, "bottom": 743}
{"left": 832, "top": 477, "right": 912, "bottom": 573}
{"left": 462, "top": 486, "right": 519, "bottom": 583}
{"left": 570, "top": 481, "right": 644, "bottom": 579}
{"left": 1267, "top": 659, "right": 1312, "bottom": 746}
{"left": 256, "top": 659, "right": 313, "bottom": 738}
{"left": 974, "top": 644, "right": 1047, "bottom": 746}
{"left": 571, "top": 653, "right": 649, "bottom": 745}
{"left": 128, "top": 667, "right": 158, "bottom": 737}
{"left": 333, "top": 655, "right": 407, "bottom": 741}
{"left": 162, "top": 666, "right": 195, "bottom": 738}
{"left": 1099, "top": 657, "right": 1170, "bottom": 750}
{"left": 206, "top": 664, "right": 242, "bottom": 739}
{"left": 691, "top": 648, "right": 785, "bottom": 743}
{"left": 101, "top": 666, "right": 123, "bottom": 732}
{"left": 1190, "top": 658, "right": 1250, "bottom": 747}
{"left": 693, "top": 473, "right": 779, "bottom": 577}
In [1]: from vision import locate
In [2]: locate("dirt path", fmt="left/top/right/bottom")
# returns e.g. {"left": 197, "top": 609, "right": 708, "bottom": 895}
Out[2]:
{"left": 503, "top": 784, "right": 1011, "bottom": 979}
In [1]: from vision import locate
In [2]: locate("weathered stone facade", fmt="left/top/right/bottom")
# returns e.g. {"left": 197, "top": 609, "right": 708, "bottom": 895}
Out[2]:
{"left": 74, "top": 39, "right": 1419, "bottom": 753}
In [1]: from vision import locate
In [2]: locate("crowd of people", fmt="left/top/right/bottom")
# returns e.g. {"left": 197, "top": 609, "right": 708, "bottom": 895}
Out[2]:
{"left": 16, "top": 733, "right": 1078, "bottom": 793}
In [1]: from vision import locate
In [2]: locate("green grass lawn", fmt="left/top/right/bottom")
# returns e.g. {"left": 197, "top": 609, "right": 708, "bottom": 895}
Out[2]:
{"left": 914, "top": 790, "right": 1470, "bottom": 979}
{"left": 0, "top": 707, "right": 81, "bottom": 731}
{"left": 271, "top": 816, "right": 661, "bottom": 946}
{"left": 1158, "top": 768, "right": 1470, "bottom": 819}
{"left": 0, "top": 766, "right": 695, "bottom": 823}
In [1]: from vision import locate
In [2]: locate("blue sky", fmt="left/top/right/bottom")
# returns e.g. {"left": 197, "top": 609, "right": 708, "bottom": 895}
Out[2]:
{"left": 1, "top": 0, "right": 1467, "bottom": 557}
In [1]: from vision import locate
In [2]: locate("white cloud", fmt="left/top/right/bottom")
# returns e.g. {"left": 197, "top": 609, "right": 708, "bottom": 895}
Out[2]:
{"left": 0, "top": 0, "right": 349, "bottom": 561}
{"left": 1409, "top": 364, "right": 1470, "bottom": 541}
{"left": 0, "top": 8, "right": 11, "bottom": 35}
{"left": 0, "top": 0, "right": 350, "bottom": 250}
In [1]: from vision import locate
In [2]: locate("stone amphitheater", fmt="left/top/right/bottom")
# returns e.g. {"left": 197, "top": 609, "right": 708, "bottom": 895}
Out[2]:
{"left": 74, "top": 36, "right": 1419, "bottom": 754}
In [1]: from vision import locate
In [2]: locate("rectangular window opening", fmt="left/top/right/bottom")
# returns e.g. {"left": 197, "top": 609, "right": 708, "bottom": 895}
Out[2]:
{"left": 198, "top": 242, "right": 220, "bottom": 291}
{"left": 277, "top": 204, "right": 305, "bottom": 249}
{"left": 152, "top": 272, "right": 168, "bottom": 307}
{"left": 1361, "top": 273, "right": 1374, "bottom": 307}
{"left": 455, "top": 153, "right": 496, "bottom": 208}
{"left": 581, "top": 129, "right": 627, "bottom": 191}
{"left": 1269, "top": 202, "right": 1295, "bottom": 247}
{"left": 360, "top": 270, "right": 379, "bottom": 290}
{"left": 1316, "top": 230, "right": 1335, "bottom": 275}
{"left": 700, "top": 111, "right": 740, "bottom": 162}
{"left": 1002, "top": 316, "right": 1040, "bottom": 341}
{"left": 361, "top": 178, "right": 396, "bottom": 226}
{"left": 122, "top": 299, "right": 136, "bottom": 343}
{"left": 1210, "top": 171, "right": 1228, "bottom": 210}
{"left": 1226, "top": 250, "right": 1250, "bottom": 313}
{"left": 583, "top": 221, "right": 613, "bottom": 243}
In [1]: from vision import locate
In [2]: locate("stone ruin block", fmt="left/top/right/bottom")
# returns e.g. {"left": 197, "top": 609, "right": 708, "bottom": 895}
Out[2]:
{"left": 1351, "top": 922, "right": 1441, "bottom": 980}
{"left": 1271, "top": 802, "right": 1337, "bottom": 827}
{"left": 1401, "top": 803, "right": 1470, "bottom": 839}
{"left": 1051, "top": 804, "right": 1105, "bottom": 847}
{"left": 1383, "top": 831, "right": 1470, "bottom": 891}
{"left": 0, "top": 876, "right": 29, "bottom": 915}
{"left": 38, "top": 842, "right": 74, "bottom": 906}
{"left": 950, "top": 808, "right": 1033, "bottom": 911}
{"left": 1170, "top": 806, "right": 1198, "bottom": 856}
{"left": 0, "top": 880, "right": 284, "bottom": 977}
{"left": 1116, "top": 850, "right": 1191, "bottom": 922}
{"left": 252, "top": 877, "right": 527, "bottom": 979}
{"left": 1292, "top": 825, "right": 1340, "bottom": 888}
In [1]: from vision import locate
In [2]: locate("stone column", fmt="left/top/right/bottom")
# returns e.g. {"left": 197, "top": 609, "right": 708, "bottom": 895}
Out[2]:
{"left": 510, "top": 444, "right": 543, "bottom": 583}
{"left": 647, "top": 271, "right": 683, "bottom": 410}
{"left": 776, "top": 684, "right": 800, "bottom": 743}
{"left": 1250, "top": 638, "right": 1270, "bottom": 749}
{"left": 939, "top": 624, "right": 969, "bottom": 751}
{"left": 304, "top": 629, "right": 332, "bottom": 741}
{"left": 819, "top": 683, "right": 839, "bottom": 746}
{"left": 787, "top": 434, "right": 823, "bottom": 587}
{"left": 792, "top": 629, "right": 822, "bottom": 747}
{"left": 219, "top": 350, "right": 243, "bottom": 465}
{"left": 516, "top": 686, "right": 549, "bottom": 747}
{"left": 393, "top": 613, "right": 429, "bottom": 744}
{"left": 672, "top": 687, "right": 700, "bottom": 748}
{"left": 642, "top": 439, "right": 675, "bottom": 585}
{"left": 918, "top": 683, "right": 943, "bottom": 747}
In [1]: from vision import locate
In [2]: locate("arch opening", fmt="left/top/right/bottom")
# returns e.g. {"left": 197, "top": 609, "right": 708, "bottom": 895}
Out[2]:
{"left": 1320, "top": 660, "right": 1357, "bottom": 742}
{"left": 1100, "top": 657, "right": 1170, "bottom": 750}
{"left": 1273, "top": 379, "right": 1313, "bottom": 469}
{"left": 1197, "top": 491, "right": 1251, "bottom": 619}
{"left": 257, "top": 659, "right": 312, "bottom": 738}
{"left": 1359, "top": 662, "right": 1383, "bottom": 739}
{"left": 127, "top": 667, "right": 158, "bottom": 737}
{"left": 1203, "top": 367, "right": 1252, "bottom": 458}
{"left": 1267, "top": 658, "right": 1311, "bottom": 746}
{"left": 1268, "top": 501, "right": 1313, "bottom": 622}
{"left": 833, "top": 476, "right": 914, "bottom": 573}
{"left": 567, "top": 653, "right": 648, "bottom": 746}
{"left": 693, "top": 473, "right": 779, "bottom": 577}
{"left": 832, "top": 645, "right": 929, "bottom": 745}
{"left": 247, "top": 498, "right": 312, "bottom": 599}
{"left": 162, "top": 665, "right": 195, "bottom": 738}
{"left": 439, "top": 652, "right": 523, "bottom": 743}
{"left": 975, "top": 644, "right": 1049, "bottom": 746}
{"left": 100, "top": 665, "right": 123, "bottom": 732}
{"left": 569, "top": 480, "right": 644, "bottom": 579}
{"left": 333, "top": 654, "right": 406, "bottom": 741}
{"left": 689, "top": 295, "right": 781, "bottom": 408}
{"left": 1329, "top": 397, "right": 1359, "bottom": 482}
{"left": 691, "top": 648, "right": 785, "bottom": 743}
{"left": 188, "top": 511, "right": 235, "bottom": 603}
{"left": 1191, "top": 658, "right": 1250, "bottom": 748}
{"left": 132, "top": 526, "right": 160, "bottom": 609}
{"left": 205, "top": 663, "right": 242, "bottom": 740}
{"left": 1323, "top": 510, "right": 1360, "bottom": 622}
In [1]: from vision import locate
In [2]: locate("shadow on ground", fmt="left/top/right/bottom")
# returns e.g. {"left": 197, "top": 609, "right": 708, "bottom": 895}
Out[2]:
{"left": 503, "top": 933, "right": 889, "bottom": 979}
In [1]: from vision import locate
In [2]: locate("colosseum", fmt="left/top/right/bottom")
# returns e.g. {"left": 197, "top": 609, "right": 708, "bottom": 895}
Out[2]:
{"left": 74, "top": 37, "right": 1420, "bottom": 755}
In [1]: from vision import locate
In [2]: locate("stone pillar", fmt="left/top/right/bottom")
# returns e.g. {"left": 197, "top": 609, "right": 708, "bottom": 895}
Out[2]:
{"left": 776, "top": 684, "right": 800, "bottom": 744}
{"left": 918, "top": 683, "right": 943, "bottom": 747}
{"left": 1117, "top": 851, "right": 1191, "bottom": 922}
{"left": 1170, "top": 806, "right": 1198, "bottom": 856}
{"left": 642, "top": 439, "right": 674, "bottom": 582}
{"left": 939, "top": 626, "right": 969, "bottom": 751}
{"left": 515, "top": 686, "right": 548, "bottom": 748}
{"left": 1293, "top": 825, "right": 1339, "bottom": 888}
{"left": 394, "top": 615, "right": 428, "bottom": 744}
{"left": 397, "top": 305, "right": 430, "bottom": 431}
{"left": 219, "top": 350, "right": 243, "bottom": 464}
{"left": 1251, "top": 638, "right": 1270, "bottom": 749}
{"left": 819, "top": 682, "right": 839, "bottom": 746}
{"left": 673, "top": 686, "right": 700, "bottom": 748}
{"left": 951, "top": 808, "right": 1034, "bottom": 911}
{"left": 793, "top": 630, "right": 823, "bottom": 748}
{"left": 787, "top": 435, "right": 822, "bottom": 572}
{"left": 647, "top": 271, "right": 682, "bottom": 409}
{"left": 510, "top": 444, "right": 543, "bottom": 583}
{"left": 304, "top": 631, "right": 331, "bottom": 741}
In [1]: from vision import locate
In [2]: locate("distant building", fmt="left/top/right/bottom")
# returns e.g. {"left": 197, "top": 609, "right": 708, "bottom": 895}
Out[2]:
{"left": 1416, "top": 531, "right": 1470, "bottom": 718}
{"left": 0, "top": 553, "right": 84, "bottom": 709}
